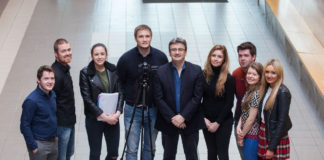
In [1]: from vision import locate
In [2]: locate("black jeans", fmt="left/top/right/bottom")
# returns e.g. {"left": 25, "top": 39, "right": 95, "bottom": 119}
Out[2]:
{"left": 85, "top": 117, "right": 120, "bottom": 160}
{"left": 203, "top": 118, "right": 233, "bottom": 160}
{"left": 162, "top": 132, "right": 199, "bottom": 160}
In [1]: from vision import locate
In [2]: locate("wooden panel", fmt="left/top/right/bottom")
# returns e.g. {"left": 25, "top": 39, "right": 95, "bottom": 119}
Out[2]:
{"left": 290, "top": 0, "right": 324, "bottom": 47}
{"left": 287, "top": 31, "right": 324, "bottom": 54}
{"left": 299, "top": 53, "right": 324, "bottom": 93}
{"left": 266, "top": 0, "right": 324, "bottom": 53}
{"left": 266, "top": 0, "right": 324, "bottom": 98}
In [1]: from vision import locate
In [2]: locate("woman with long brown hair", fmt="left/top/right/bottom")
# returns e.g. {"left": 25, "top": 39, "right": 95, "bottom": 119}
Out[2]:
{"left": 201, "top": 45, "right": 235, "bottom": 160}
{"left": 257, "top": 59, "right": 292, "bottom": 160}
{"left": 237, "top": 62, "right": 263, "bottom": 160}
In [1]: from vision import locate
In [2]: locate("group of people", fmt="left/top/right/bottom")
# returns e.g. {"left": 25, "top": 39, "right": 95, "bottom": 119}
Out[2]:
{"left": 231, "top": 44, "right": 292, "bottom": 160}
{"left": 20, "top": 24, "right": 292, "bottom": 160}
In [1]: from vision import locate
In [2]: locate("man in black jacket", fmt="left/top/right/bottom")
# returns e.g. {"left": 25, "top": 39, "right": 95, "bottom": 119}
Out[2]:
{"left": 51, "top": 38, "right": 76, "bottom": 160}
{"left": 117, "top": 24, "right": 168, "bottom": 160}
{"left": 154, "top": 37, "right": 205, "bottom": 160}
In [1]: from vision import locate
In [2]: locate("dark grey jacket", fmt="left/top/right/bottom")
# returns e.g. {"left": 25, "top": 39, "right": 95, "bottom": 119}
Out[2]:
{"left": 79, "top": 61, "right": 124, "bottom": 119}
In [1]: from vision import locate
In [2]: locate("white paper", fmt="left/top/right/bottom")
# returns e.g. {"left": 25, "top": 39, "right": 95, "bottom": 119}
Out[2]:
{"left": 97, "top": 92, "right": 119, "bottom": 121}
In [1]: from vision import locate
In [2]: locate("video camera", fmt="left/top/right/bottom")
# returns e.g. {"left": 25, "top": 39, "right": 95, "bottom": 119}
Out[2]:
{"left": 138, "top": 62, "right": 158, "bottom": 81}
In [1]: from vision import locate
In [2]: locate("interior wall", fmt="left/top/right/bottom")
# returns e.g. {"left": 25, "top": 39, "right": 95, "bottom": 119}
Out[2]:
{"left": 291, "top": 0, "right": 324, "bottom": 46}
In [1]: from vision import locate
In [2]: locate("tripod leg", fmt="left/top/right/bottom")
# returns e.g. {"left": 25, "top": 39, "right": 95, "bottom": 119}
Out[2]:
{"left": 140, "top": 107, "right": 145, "bottom": 160}
{"left": 146, "top": 107, "right": 154, "bottom": 159}
{"left": 120, "top": 105, "right": 137, "bottom": 160}
{"left": 141, "top": 83, "right": 155, "bottom": 160}
{"left": 120, "top": 82, "right": 144, "bottom": 160}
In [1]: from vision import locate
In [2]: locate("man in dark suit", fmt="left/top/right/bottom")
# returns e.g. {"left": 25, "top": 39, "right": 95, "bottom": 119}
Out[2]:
{"left": 154, "top": 37, "right": 205, "bottom": 160}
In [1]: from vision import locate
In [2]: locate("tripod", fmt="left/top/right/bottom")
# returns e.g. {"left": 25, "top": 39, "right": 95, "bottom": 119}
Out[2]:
{"left": 120, "top": 78, "right": 154, "bottom": 160}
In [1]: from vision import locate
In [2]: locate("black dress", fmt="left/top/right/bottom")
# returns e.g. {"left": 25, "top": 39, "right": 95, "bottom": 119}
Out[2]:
{"left": 201, "top": 66, "right": 235, "bottom": 160}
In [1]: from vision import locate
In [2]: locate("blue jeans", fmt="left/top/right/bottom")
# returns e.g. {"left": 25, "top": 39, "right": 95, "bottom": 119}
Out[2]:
{"left": 124, "top": 104, "right": 158, "bottom": 160}
{"left": 85, "top": 117, "right": 120, "bottom": 160}
{"left": 243, "top": 138, "right": 258, "bottom": 160}
{"left": 234, "top": 122, "right": 245, "bottom": 160}
{"left": 57, "top": 126, "right": 75, "bottom": 160}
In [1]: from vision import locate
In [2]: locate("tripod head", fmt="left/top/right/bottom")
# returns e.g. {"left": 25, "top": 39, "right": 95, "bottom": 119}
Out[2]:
{"left": 135, "top": 62, "right": 158, "bottom": 107}
{"left": 138, "top": 62, "right": 158, "bottom": 82}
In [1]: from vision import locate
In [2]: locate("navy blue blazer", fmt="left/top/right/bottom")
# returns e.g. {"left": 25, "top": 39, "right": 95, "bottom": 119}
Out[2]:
{"left": 154, "top": 61, "right": 205, "bottom": 135}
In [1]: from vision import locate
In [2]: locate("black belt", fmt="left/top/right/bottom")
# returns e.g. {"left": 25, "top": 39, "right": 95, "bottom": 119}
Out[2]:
{"left": 126, "top": 103, "right": 149, "bottom": 108}
{"left": 126, "top": 102, "right": 134, "bottom": 106}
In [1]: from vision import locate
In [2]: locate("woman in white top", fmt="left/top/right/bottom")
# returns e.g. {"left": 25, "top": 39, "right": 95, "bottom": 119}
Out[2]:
{"left": 257, "top": 59, "right": 292, "bottom": 160}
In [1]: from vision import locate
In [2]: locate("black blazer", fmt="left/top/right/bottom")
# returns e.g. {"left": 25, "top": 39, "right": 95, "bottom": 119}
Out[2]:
{"left": 154, "top": 61, "right": 205, "bottom": 135}
{"left": 259, "top": 84, "right": 292, "bottom": 151}
{"left": 79, "top": 61, "right": 124, "bottom": 120}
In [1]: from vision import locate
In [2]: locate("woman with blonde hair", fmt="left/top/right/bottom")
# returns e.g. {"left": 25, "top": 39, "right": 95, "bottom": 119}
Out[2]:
{"left": 201, "top": 45, "right": 235, "bottom": 160}
{"left": 237, "top": 62, "right": 263, "bottom": 160}
{"left": 257, "top": 59, "right": 292, "bottom": 160}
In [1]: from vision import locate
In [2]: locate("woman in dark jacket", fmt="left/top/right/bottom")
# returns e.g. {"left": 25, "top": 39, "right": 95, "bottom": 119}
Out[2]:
{"left": 79, "top": 43, "right": 124, "bottom": 160}
{"left": 201, "top": 45, "right": 235, "bottom": 160}
{"left": 258, "top": 59, "right": 292, "bottom": 160}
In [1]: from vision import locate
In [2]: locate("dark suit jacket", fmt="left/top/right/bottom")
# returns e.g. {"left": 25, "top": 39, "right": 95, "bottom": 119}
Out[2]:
{"left": 154, "top": 61, "right": 205, "bottom": 135}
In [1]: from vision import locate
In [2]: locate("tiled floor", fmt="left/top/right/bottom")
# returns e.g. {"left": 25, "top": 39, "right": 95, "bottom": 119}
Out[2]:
{"left": 0, "top": 0, "right": 323, "bottom": 159}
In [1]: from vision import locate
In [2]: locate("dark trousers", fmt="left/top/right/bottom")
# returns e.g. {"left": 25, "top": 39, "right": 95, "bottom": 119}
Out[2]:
{"left": 162, "top": 131, "right": 199, "bottom": 160}
{"left": 203, "top": 118, "right": 233, "bottom": 160}
{"left": 85, "top": 117, "right": 120, "bottom": 160}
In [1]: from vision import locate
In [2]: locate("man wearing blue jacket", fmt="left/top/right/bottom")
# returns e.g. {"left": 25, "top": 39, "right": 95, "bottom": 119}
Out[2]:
{"left": 20, "top": 65, "right": 57, "bottom": 160}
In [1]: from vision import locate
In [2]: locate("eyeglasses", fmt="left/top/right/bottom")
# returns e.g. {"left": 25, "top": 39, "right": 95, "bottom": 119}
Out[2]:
{"left": 170, "top": 48, "right": 185, "bottom": 52}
